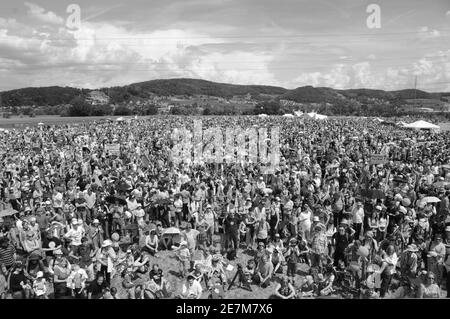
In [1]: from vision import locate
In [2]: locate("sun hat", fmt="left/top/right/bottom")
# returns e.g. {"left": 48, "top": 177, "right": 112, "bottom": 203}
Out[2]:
{"left": 102, "top": 239, "right": 112, "bottom": 248}
{"left": 405, "top": 244, "right": 419, "bottom": 252}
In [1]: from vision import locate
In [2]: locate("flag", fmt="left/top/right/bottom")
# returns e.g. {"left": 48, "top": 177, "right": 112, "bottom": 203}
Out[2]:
{"left": 141, "top": 154, "right": 150, "bottom": 168}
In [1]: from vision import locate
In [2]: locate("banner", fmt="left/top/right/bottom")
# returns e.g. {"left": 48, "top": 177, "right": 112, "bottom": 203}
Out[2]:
{"left": 105, "top": 143, "right": 120, "bottom": 156}
{"left": 370, "top": 154, "right": 388, "bottom": 165}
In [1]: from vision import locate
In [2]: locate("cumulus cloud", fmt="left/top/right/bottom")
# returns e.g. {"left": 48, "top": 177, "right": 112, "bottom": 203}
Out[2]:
{"left": 24, "top": 2, "right": 64, "bottom": 25}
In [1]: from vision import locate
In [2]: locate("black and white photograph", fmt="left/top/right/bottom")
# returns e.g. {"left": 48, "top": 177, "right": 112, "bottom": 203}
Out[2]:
{"left": 0, "top": 0, "right": 450, "bottom": 306}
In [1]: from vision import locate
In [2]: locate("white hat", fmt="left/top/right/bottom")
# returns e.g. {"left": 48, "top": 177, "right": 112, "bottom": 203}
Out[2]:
{"left": 45, "top": 200, "right": 51, "bottom": 205}
{"left": 180, "top": 240, "right": 188, "bottom": 246}
{"left": 93, "top": 219, "right": 100, "bottom": 224}
{"left": 313, "top": 216, "right": 320, "bottom": 222}
{"left": 36, "top": 271, "right": 44, "bottom": 278}
{"left": 102, "top": 239, "right": 112, "bottom": 248}
{"left": 375, "top": 205, "right": 382, "bottom": 210}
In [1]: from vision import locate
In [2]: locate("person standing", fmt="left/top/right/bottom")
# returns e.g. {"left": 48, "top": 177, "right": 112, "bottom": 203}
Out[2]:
{"left": 223, "top": 209, "right": 240, "bottom": 254}
{"left": 352, "top": 200, "right": 364, "bottom": 240}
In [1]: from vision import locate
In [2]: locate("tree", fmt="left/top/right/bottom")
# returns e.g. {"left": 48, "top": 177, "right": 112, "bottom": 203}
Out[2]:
{"left": 67, "top": 96, "right": 91, "bottom": 116}
{"left": 254, "top": 100, "right": 281, "bottom": 115}
{"left": 114, "top": 105, "right": 133, "bottom": 116}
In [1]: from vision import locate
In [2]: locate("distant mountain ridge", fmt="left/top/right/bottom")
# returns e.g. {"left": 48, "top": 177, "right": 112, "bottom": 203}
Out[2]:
{"left": 0, "top": 78, "right": 448, "bottom": 107}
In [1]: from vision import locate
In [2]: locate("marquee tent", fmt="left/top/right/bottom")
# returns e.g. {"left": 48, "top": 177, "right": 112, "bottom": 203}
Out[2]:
{"left": 403, "top": 120, "right": 440, "bottom": 130}
{"left": 307, "top": 112, "right": 328, "bottom": 120}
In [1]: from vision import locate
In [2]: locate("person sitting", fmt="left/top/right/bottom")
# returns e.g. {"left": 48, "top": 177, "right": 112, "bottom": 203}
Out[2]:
{"left": 270, "top": 275, "right": 296, "bottom": 299}
{"left": 206, "top": 255, "right": 227, "bottom": 287}
{"left": 180, "top": 274, "right": 203, "bottom": 299}
{"left": 298, "top": 275, "right": 315, "bottom": 298}
{"left": 254, "top": 254, "right": 273, "bottom": 288}
{"left": 417, "top": 272, "right": 441, "bottom": 298}
{"left": 8, "top": 262, "right": 33, "bottom": 299}
{"left": 146, "top": 264, "right": 170, "bottom": 299}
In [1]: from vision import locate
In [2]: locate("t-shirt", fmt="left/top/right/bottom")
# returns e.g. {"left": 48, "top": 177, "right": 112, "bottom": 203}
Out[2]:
{"left": 183, "top": 230, "right": 199, "bottom": 249}
{"left": 88, "top": 280, "right": 107, "bottom": 299}
{"left": 42, "top": 237, "right": 61, "bottom": 257}
{"left": 224, "top": 215, "right": 240, "bottom": 234}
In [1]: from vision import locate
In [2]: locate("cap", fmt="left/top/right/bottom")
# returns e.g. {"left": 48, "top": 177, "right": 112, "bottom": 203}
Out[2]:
{"left": 313, "top": 216, "right": 320, "bottom": 222}
{"left": 36, "top": 271, "right": 44, "bottom": 278}
{"left": 93, "top": 219, "right": 100, "bottom": 224}
{"left": 375, "top": 205, "right": 382, "bottom": 210}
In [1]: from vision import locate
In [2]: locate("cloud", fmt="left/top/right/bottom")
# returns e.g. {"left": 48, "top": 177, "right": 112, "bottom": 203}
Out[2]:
{"left": 24, "top": 2, "right": 64, "bottom": 25}
{"left": 446, "top": 11, "right": 450, "bottom": 17}
{"left": 418, "top": 26, "right": 440, "bottom": 39}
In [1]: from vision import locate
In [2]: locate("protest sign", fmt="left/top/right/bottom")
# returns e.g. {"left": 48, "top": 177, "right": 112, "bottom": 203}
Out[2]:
{"left": 105, "top": 143, "right": 120, "bottom": 156}
{"left": 370, "top": 154, "right": 388, "bottom": 165}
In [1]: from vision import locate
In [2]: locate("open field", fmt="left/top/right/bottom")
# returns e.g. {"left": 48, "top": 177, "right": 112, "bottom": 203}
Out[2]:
{"left": 0, "top": 115, "right": 151, "bottom": 129}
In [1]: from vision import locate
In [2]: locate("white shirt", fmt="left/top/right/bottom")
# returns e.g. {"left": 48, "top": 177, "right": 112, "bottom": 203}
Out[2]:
{"left": 182, "top": 280, "right": 203, "bottom": 299}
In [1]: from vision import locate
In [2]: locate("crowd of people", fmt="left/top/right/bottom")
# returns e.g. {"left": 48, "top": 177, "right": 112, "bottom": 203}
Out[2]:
{"left": 0, "top": 115, "right": 449, "bottom": 299}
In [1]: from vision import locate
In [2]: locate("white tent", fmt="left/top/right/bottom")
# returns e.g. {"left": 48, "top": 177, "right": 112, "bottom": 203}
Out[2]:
{"left": 307, "top": 112, "right": 328, "bottom": 120}
{"left": 403, "top": 120, "right": 440, "bottom": 130}
{"left": 396, "top": 121, "right": 407, "bottom": 127}
{"left": 116, "top": 117, "right": 124, "bottom": 122}
{"left": 294, "top": 111, "right": 303, "bottom": 117}
{"left": 258, "top": 114, "right": 268, "bottom": 117}
{"left": 283, "top": 114, "right": 294, "bottom": 117}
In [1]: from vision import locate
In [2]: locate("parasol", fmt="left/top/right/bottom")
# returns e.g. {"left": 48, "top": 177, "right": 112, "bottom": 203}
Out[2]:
{"left": 422, "top": 196, "right": 441, "bottom": 204}
{"left": 361, "top": 189, "right": 385, "bottom": 199}
{"left": 162, "top": 227, "right": 181, "bottom": 235}
{"left": 104, "top": 195, "right": 127, "bottom": 206}
{"left": 0, "top": 208, "right": 18, "bottom": 218}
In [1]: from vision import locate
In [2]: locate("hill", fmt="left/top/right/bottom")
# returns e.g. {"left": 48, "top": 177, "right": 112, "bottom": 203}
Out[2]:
{"left": 279, "top": 86, "right": 344, "bottom": 103}
{"left": 0, "top": 78, "right": 448, "bottom": 108}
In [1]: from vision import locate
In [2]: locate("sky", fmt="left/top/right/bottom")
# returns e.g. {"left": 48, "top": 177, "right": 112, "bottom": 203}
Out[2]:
{"left": 0, "top": 0, "right": 449, "bottom": 92}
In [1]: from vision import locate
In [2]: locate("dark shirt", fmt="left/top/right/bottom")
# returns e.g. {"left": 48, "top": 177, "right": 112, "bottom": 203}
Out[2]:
{"left": 224, "top": 215, "right": 240, "bottom": 234}
{"left": 88, "top": 280, "right": 107, "bottom": 299}
{"left": 9, "top": 272, "right": 27, "bottom": 292}
{"left": 42, "top": 237, "right": 61, "bottom": 257}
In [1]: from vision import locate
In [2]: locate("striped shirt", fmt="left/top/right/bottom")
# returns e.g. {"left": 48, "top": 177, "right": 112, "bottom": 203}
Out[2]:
{"left": 0, "top": 243, "right": 16, "bottom": 268}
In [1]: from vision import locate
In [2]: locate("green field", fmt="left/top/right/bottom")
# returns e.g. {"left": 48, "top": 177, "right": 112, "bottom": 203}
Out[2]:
{"left": 0, "top": 115, "right": 150, "bottom": 129}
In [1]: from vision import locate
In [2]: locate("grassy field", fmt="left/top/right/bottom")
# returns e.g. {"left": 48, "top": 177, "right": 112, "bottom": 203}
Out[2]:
{"left": 0, "top": 115, "right": 150, "bottom": 129}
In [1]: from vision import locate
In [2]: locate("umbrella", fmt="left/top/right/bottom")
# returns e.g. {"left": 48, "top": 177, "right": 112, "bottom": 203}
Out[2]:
{"left": 162, "top": 227, "right": 181, "bottom": 235}
{"left": 0, "top": 208, "right": 18, "bottom": 218}
{"left": 104, "top": 195, "right": 127, "bottom": 206}
{"left": 433, "top": 181, "right": 449, "bottom": 188}
{"left": 422, "top": 196, "right": 441, "bottom": 204}
{"left": 361, "top": 189, "right": 385, "bottom": 199}
{"left": 393, "top": 176, "right": 408, "bottom": 184}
